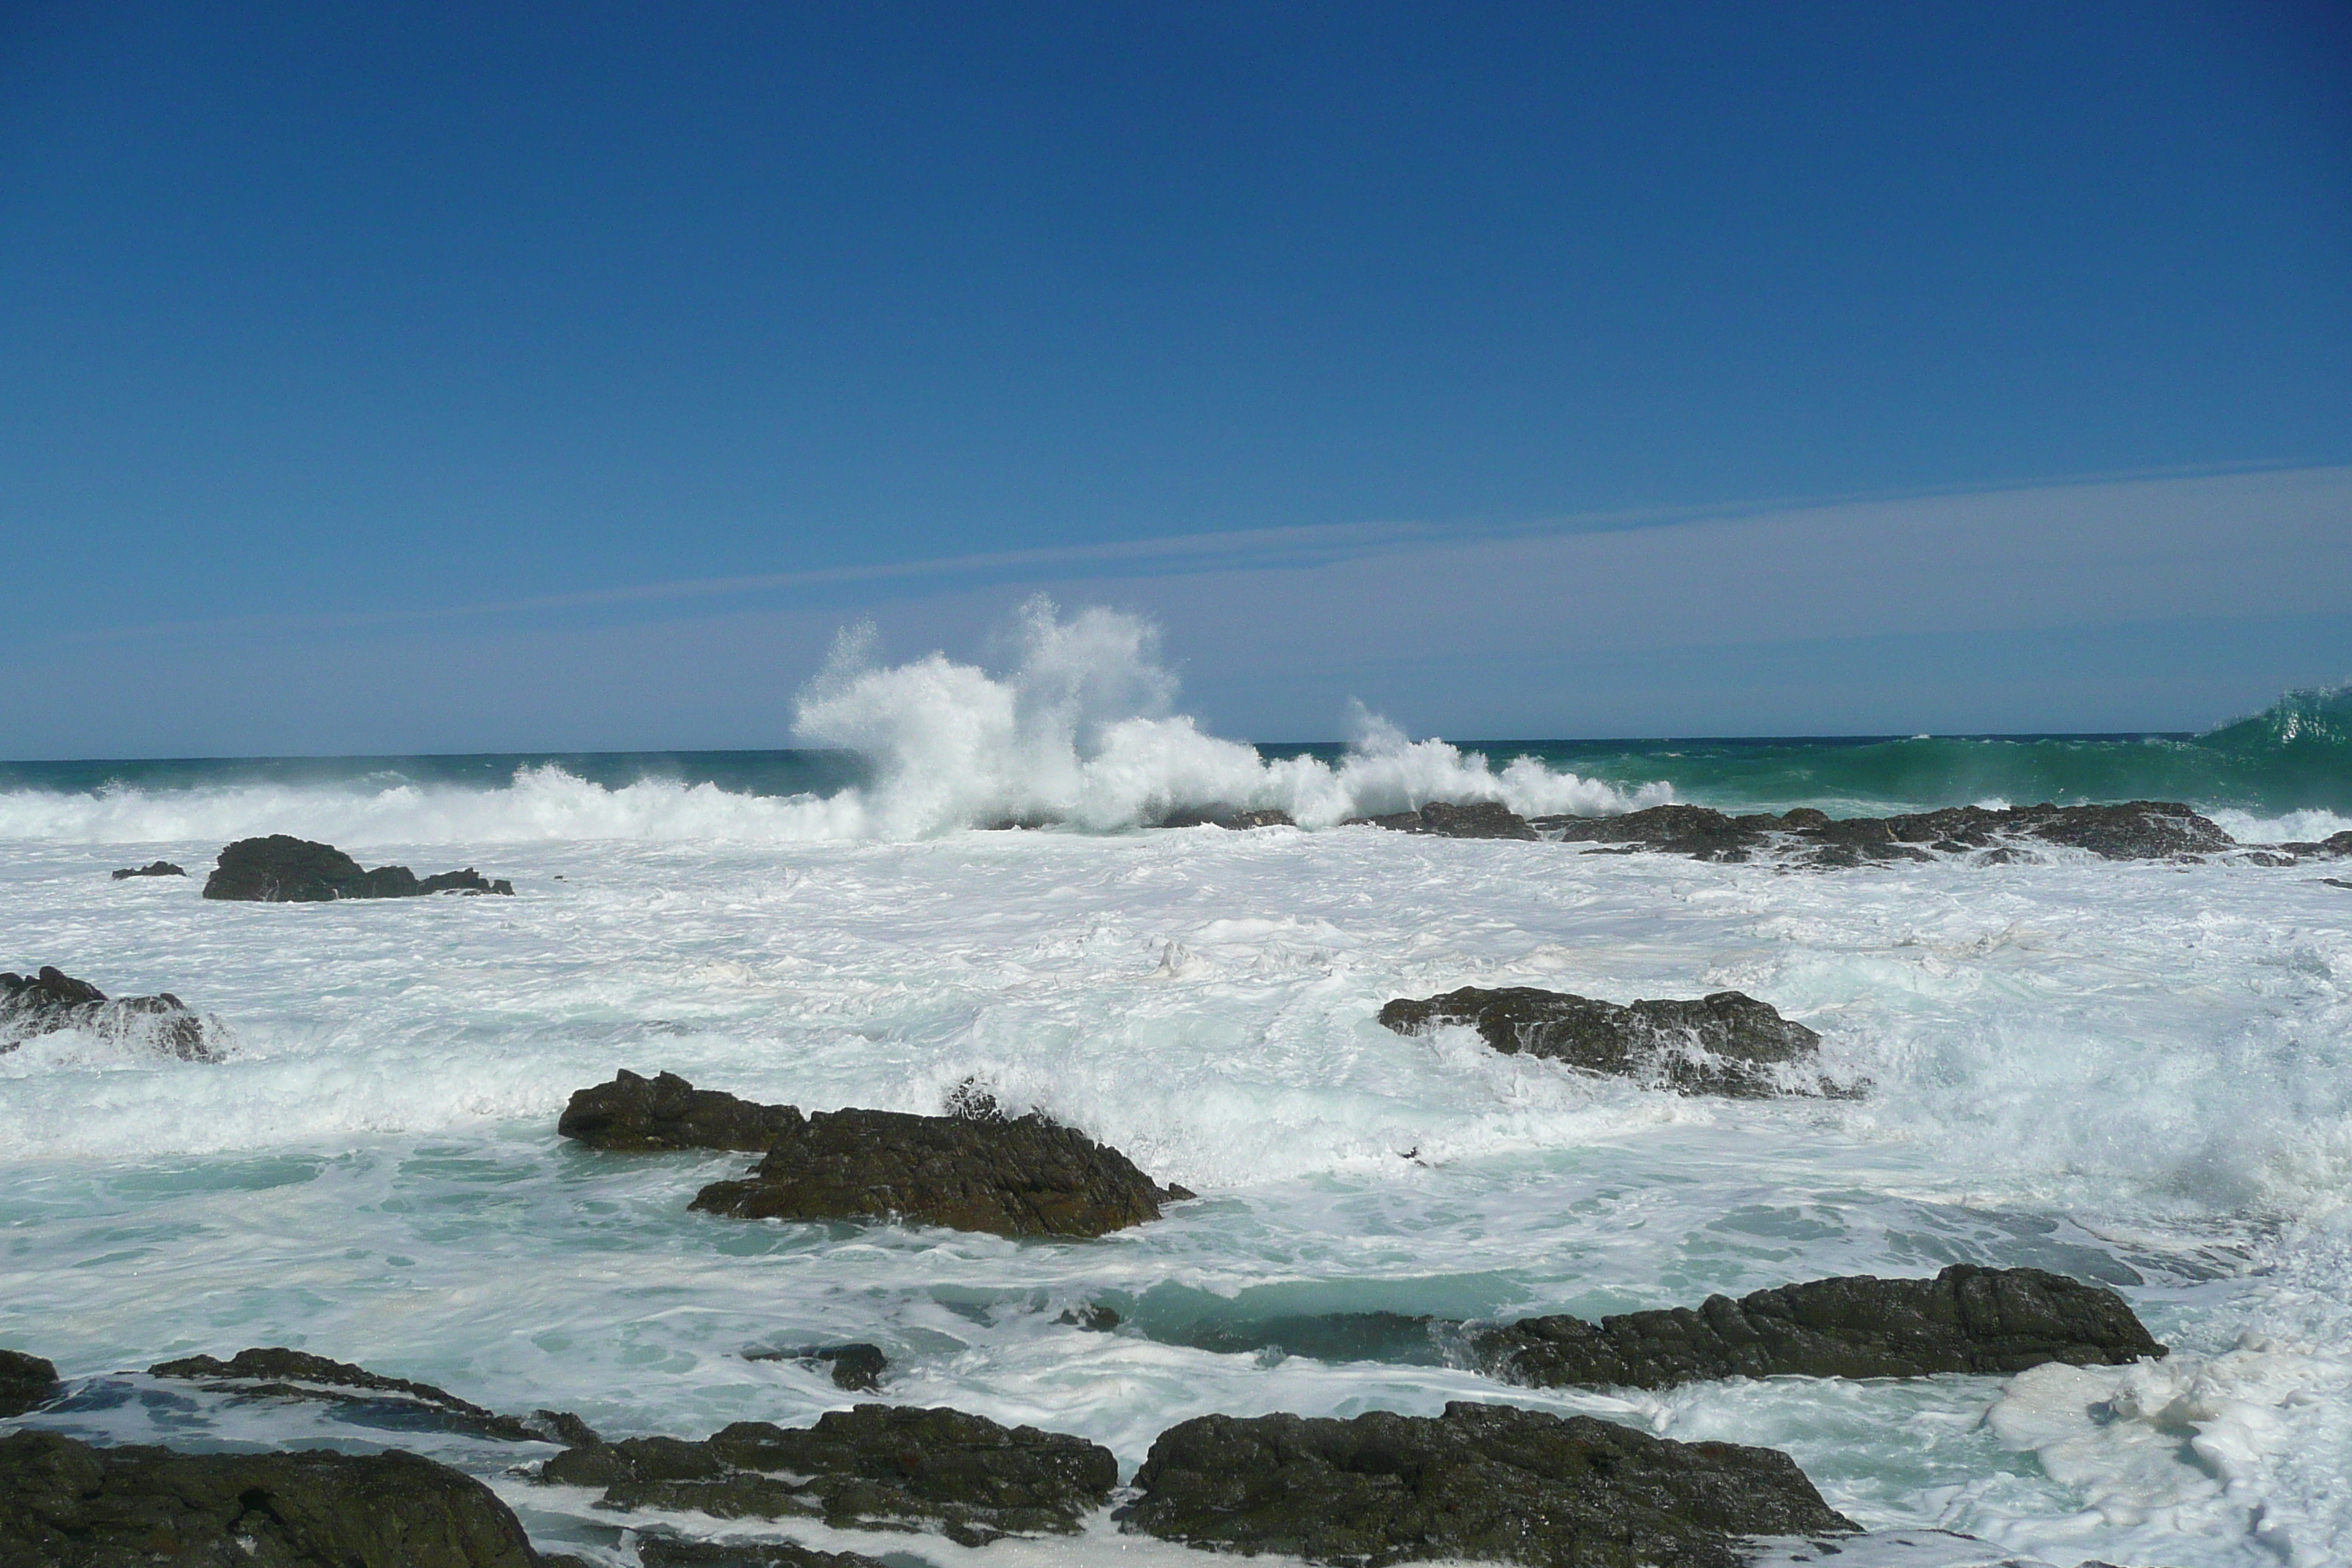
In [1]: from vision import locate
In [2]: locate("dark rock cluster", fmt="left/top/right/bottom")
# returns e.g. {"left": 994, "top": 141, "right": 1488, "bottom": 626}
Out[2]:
{"left": 541, "top": 1403, "right": 1118, "bottom": 1546}
{"left": 110, "top": 860, "right": 185, "bottom": 878}
{"left": 1346, "top": 802, "right": 1539, "bottom": 840}
{"left": 1379, "top": 985, "right": 1827, "bottom": 1097}
{"left": 0, "top": 966, "right": 217, "bottom": 1061}
{"left": 1159, "top": 805, "right": 1298, "bottom": 829}
{"left": 559, "top": 1068, "right": 807, "bottom": 1152}
{"left": 0, "top": 1428, "right": 543, "bottom": 1568}
{"left": 1534, "top": 799, "right": 2244, "bottom": 865}
{"left": 1117, "top": 1400, "right": 1855, "bottom": 1568}
{"left": 201, "top": 834, "right": 514, "bottom": 901}
{"left": 1469, "top": 1264, "right": 2164, "bottom": 1390}
{"left": 148, "top": 1346, "right": 593, "bottom": 1446}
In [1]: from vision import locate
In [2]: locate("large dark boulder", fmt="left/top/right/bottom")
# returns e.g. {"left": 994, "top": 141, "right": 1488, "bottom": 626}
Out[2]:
{"left": 0, "top": 1352, "right": 58, "bottom": 1419}
{"left": 540, "top": 1404, "right": 1117, "bottom": 1546}
{"left": 559, "top": 1069, "right": 807, "bottom": 1153}
{"left": 690, "top": 1105, "right": 1168, "bottom": 1237}
{"left": 110, "top": 860, "right": 185, "bottom": 879}
{"left": 0, "top": 967, "right": 217, "bottom": 1062}
{"left": 1470, "top": 1264, "right": 2164, "bottom": 1391}
{"left": 202, "top": 835, "right": 514, "bottom": 901}
{"left": 1378, "top": 986, "right": 1825, "bottom": 1097}
{"left": 1117, "top": 1401, "right": 1854, "bottom": 1568}
{"left": 1347, "top": 802, "right": 1538, "bottom": 840}
{"left": 1534, "top": 800, "right": 2238, "bottom": 865}
{"left": 0, "top": 1428, "right": 542, "bottom": 1567}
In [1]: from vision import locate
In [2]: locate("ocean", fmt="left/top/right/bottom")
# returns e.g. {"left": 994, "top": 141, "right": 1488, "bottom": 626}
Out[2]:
{"left": 2, "top": 649, "right": 2348, "bottom": 1567}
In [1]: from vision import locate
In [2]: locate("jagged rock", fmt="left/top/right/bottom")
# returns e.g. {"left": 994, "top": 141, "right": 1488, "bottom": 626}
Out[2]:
{"left": 1160, "top": 805, "right": 1297, "bottom": 829}
{"left": 0, "top": 1352, "right": 59, "bottom": 1419}
{"left": 1347, "top": 802, "right": 1538, "bottom": 840}
{"left": 690, "top": 1105, "right": 1169, "bottom": 1237}
{"left": 1057, "top": 1304, "right": 1121, "bottom": 1332}
{"left": 636, "top": 1542, "right": 892, "bottom": 1568}
{"left": 1469, "top": 1264, "right": 2165, "bottom": 1390}
{"left": 979, "top": 815, "right": 1061, "bottom": 832}
{"left": 1534, "top": 800, "right": 2237, "bottom": 865}
{"left": 941, "top": 1080, "right": 1194, "bottom": 1203}
{"left": 202, "top": 834, "right": 515, "bottom": 901}
{"left": 148, "top": 1346, "right": 561, "bottom": 1444}
{"left": 1378, "top": 986, "right": 1825, "bottom": 1097}
{"left": 540, "top": 1404, "right": 1117, "bottom": 1546}
{"left": 1117, "top": 1401, "right": 1854, "bottom": 1568}
{"left": 745, "top": 1343, "right": 888, "bottom": 1392}
{"left": 559, "top": 1070, "right": 806, "bottom": 1153}
{"left": 2275, "top": 830, "right": 2352, "bottom": 857}
{"left": 0, "top": 966, "right": 218, "bottom": 1062}
{"left": 110, "top": 860, "right": 185, "bottom": 879}
{"left": 0, "top": 1428, "right": 540, "bottom": 1567}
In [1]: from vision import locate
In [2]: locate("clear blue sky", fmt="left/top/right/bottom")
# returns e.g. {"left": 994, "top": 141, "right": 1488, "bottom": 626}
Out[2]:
{"left": 4, "top": 2, "right": 2348, "bottom": 755}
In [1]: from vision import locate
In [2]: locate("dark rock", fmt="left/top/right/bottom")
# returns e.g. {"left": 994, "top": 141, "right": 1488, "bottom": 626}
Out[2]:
{"left": 1346, "top": 802, "right": 1538, "bottom": 840}
{"left": 1469, "top": 1264, "right": 2165, "bottom": 1391}
{"left": 979, "top": 815, "right": 1060, "bottom": 832}
{"left": 745, "top": 1343, "right": 889, "bottom": 1392}
{"left": 148, "top": 1346, "right": 538, "bottom": 1443}
{"left": 636, "top": 1541, "right": 892, "bottom": 1568}
{"left": 1535, "top": 804, "right": 1768, "bottom": 862}
{"left": 2326, "top": 878, "right": 2352, "bottom": 890}
{"left": 0, "top": 1428, "right": 540, "bottom": 1567}
{"left": 1161, "top": 805, "right": 1297, "bottom": 829}
{"left": 110, "top": 860, "right": 185, "bottom": 879}
{"left": 539, "top": 1403, "right": 1117, "bottom": 1546}
{"left": 0, "top": 966, "right": 218, "bottom": 1062}
{"left": 524, "top": 1409, "right": 603, "bottom": 1448}
{"left": 559, "top": 1069, "right": 807, "bottom": 1153}
{"left": 202, "top": 834, "right": 515, "bottom": 901}
{"left": 942, "top": 1077, "right": 1050, "bottom": 1125}
{"left": 1534, "top": 799, "right": 2237, "bottom": 865}
{"left": 1117, "top": 1400, "right": 1854, "bottom": 1568}
{"left": 0, "top": 1352, "right": 59, "bottom": 1419}
{"left": 1378, "top": 986, "right": 1825, "bottom": 1097}
{"left": 691, "top": 1105, "right": 1167, "bottom": 1238}
{"left": 1057, "top": 1305, "right": 1121, "bottom": 1332}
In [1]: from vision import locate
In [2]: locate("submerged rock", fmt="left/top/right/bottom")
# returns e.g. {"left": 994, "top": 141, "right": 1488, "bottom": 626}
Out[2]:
{"left": 202, "top": 834, "right": 515, "bottom": 901}
{"left": 1534, "top": 799, "right": 2238, "bottom": 865}
{"left": 540, "top": 1403, "right": 1117, "bottom": 1546}
{"left": 745, "top": 1343, "right": 889, "bottom": 1392}
{"left": 0, "top": 1351, "right": 59, "bottom": 1418}
{"left": 559, "top": 1069, "right": 807, "bottom": 1153}
{"left": 1470, "top": 1264, "right": 2165, "bottom": 1390}
{"left": 1346, "top": 802, "right": 1538, "bottom": 840}
{"left": 147, "top": 1346, "right": 589, "bottom": 1446}
{"left": 0, "top": 965, "right": 219, "bottom": 1062}
{"left": 110, "top": 859, "right": 185, "bottom": 879}
{"left": 690, "top": 1105, "right": 1169, "bottom": 1237}
{"left": 1378, "top": 985, "right": 1826, "bottom": 1097}
{"left": 0, "top": 1428, "right": 541, "bottom": 1567}
{"left": 635, "top": 1542, "right": 892, "bottom": 1568}
{"left": 1117, "top": 1401, "right": 1854, "bottom": 1568}
{"left": 1159, "top": 805, "right": 1298, "bottom": 829}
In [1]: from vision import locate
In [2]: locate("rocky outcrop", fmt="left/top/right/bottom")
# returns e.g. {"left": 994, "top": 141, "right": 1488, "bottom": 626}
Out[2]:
{"left": 1160, "top": 806, "right": 1297, "bottom": 829}
{"left": 110, "top": 860, "right": 185, "bottom": 879}
{"left": 202, "top": 835, "right": 514, "bottom": 901}
{"left": 1535, "top": 800, "right": 2239, "bottom": 865}
{"left": 690, "top": 1106, "right": 1169, "bottom": 1237}
{"left": 0, "top": 966, "right": 218, "bottom": 1061}
{"left": 1347, "top": 802, "right": 1538, "bottom": 840}
{"left": 745, "top": 1343, "right": 888, "bottom": 1392}
{"left": 148, "top": 1347, "right": 591, "bottom": 1447}
{"left": 540, "top": 1404, "right": 1117, "bottom": 1546}
{"left": 0, "top": 1428, "right": 542, "bottom": 1567}
{"left": 1378, "top": 986, "right": 1826, "bottom": 1097}
{"left": 1117, "top": 1401, "right": 1854, "bottom": 1568}
{"left": 0, "top": 1352, "right": 58, "bottom": 1419}
{"left": 634, "top": 1542, "right": 891, "bottom": 1568}
{"left": 1469, "top": 1264, "right": 2164, "bottom": 1390}
{"left": 559, "top": 1070, "right": 807, "bottom": 1153}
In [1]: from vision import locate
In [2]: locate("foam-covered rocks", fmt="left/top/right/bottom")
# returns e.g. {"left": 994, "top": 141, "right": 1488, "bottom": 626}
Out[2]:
{"left": 1537, "top": 799, "right": 2240, "bottom": 864}
{"left": 1117, "top": 1401, "right": 1855, "bottom": 1568}
{"left": 1378, "top": 985, "right": 1826, "bottom": 1096}
{"left": 202, "top": 834, "right": 513, "bottom": 901}
{"left": 1346, "top": 801, "right": 1538, "bottom": 839}
{"left": 0, "top": 965, "right": 218, "bottom": 1061}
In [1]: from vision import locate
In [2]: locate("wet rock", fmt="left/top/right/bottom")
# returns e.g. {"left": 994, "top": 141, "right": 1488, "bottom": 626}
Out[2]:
{"left": 1057, "top": 1304, "right": 1121, "bottom": 1332}
{"left": 1534, "top": 800, "right": 2237, "bottom": 864}
{"left": 524, "top": 1410, "right": 603, "bottom": 1448}
{"left": 1378, "top": 986, "right": 1825, "bottom": 1097}
{"left": 0, "top": 1427, "right": 540, "bottom": 1567}
{"left": 636, "top": 1541, "right": 892, "bottom": 1568}
{"left": 0, "top": 966, "right": 218, "bottom": 1062}
{"left": 941, "top": 1077, "right": 1050, "bottom": 1125}
{"left": 1534, "top": 804, "right": 1771, "bottom": 862}
{"left": 1469, "top": 1264, "right": 2165, "bottom": 1390}
{"left": 1347, "top": 802, "right": 1538, "bottom": 840}
{"left": 110, "top": 860, "right": 185, "bottom": 879}
{"left": 540, "top": 1403, "right": 1117, "bottom": 1546}
{"left": 559, "top": 1069, "right": 807, "bottom": 1153}
{"left": 745, "top": 1343, "right": 888, "bottom": 1392}
{"left": 202, "top": 834, "right": 515, "bottom": 901}
{"left": 978, "top": 815, "right": 1060, "bottom": 832}
{"left": 691, "top": 1105, "right": 1169, "bottom": 1238}
{"left": 148, "top": 1346, "right": 547, "bottom": 1443}
{"left": 1160, "top": 805, "right": 1297, "bottom": 829}
{"left": 0, "top": 1351, "right": 59, "bottom": 1418}
{"left": 1117, "top": 1400, "right": 1854, "bottom": 1568}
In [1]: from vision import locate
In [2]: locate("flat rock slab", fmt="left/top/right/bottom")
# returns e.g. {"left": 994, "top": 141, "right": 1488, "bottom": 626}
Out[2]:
{"left": 1536, "top": 799, "right": 2243, "bottom": 865}
{"left": 150, "top": 1346, "right": 589, "bottom": 1447}
{"left": 541, "top": 1403, "right": 1117, "bottom": 1547}
{"left": 560, "top": 1069, "right": 807, "bottom": 1153}
{"left": 1379, "top": 985, "right": 1825, "bottom": 1097}
{"left": 0, "top": 966, "right": 218, "bottom": 1062}
{"left": 1346, "top": 802, "right": 1538, "bottom": 840}
{"left": 0, "top": 1428, "right": 540, "bottom": 1568}
{"left": 203, "top": 834, "right": 513, "bottom": 901}
{"left": 1471, "top": 1264, "right": 2165, "bottom": 1390}
{"left": 1119, "top": 1400, "right": 1854, "bottom": 1568}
